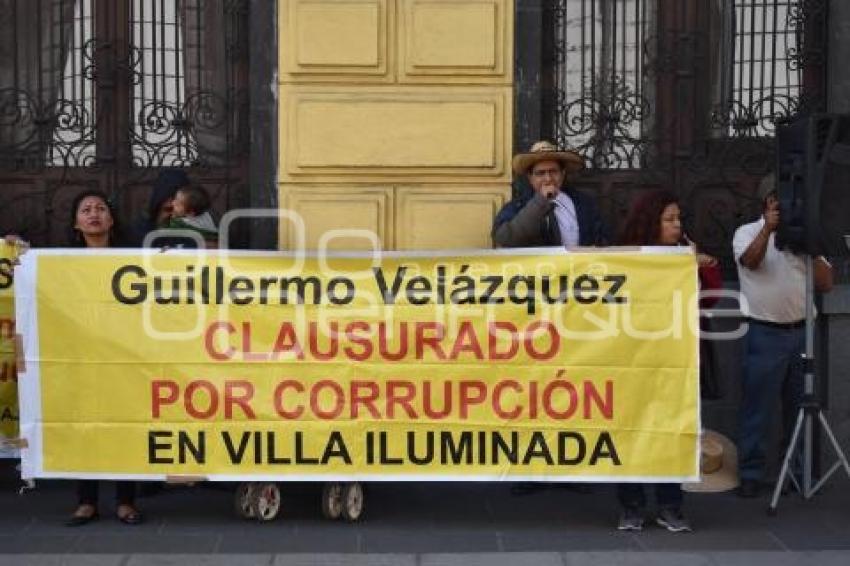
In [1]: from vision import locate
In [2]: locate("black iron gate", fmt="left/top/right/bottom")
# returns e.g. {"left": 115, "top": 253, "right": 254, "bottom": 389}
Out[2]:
{"left": 545, "top": 0, "right": 827, "bottom": 269}
{"left": 0, "top": 0, "right": 249, "bottom": 246}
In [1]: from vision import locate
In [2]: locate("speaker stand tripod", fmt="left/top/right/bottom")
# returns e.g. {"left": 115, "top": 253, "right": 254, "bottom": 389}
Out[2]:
{"left": 769, "top": 255, "right": 850, "bottom": 514}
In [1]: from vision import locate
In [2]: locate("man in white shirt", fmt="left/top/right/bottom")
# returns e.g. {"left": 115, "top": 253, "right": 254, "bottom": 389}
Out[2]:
{"left": 732, "top": 174, "right": 833, "bottom": 497}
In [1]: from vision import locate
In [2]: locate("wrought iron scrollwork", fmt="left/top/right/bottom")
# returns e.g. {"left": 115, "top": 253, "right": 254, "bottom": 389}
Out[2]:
{"left": 0, "top": 0, "right": 250, "bottom": 246}
{"left": 549, "top": 0, "right": 828, "bottom": 272}
{"left": 710, "top": 95, "right": 800, "bottom": 138}
{"left": 556, "top": 75, "right": 651, "bottom": 169}
{"left": 787, "top": 0, "right": 827, "bottom": 69}
{"left": 131, "top": 89, "right": 238, "bottom": 168}
{"left": 0, "top": 87, "right": 98, "bottom": 170}
{"left": 710, "top": 0, "right": 826, "bottom": 139}
{"left": 552, "top": 0, "right": 655, "bottom": 170}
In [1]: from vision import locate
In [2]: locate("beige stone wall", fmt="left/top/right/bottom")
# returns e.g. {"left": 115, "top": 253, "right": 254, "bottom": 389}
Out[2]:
{"left": 278, "top": 0, "right": 513, "bottom": 250}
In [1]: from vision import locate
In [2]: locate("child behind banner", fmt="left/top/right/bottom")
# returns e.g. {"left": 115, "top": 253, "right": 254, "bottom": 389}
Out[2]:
{"left": 166, "top": 185, "right": 219, "bottom": 249}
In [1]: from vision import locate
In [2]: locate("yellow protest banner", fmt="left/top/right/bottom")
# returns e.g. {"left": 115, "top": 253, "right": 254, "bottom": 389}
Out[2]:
{"left": 16, "top": 248, "right": 700, "bottom": 481}
{"left": 0, "top": 241, "right": 20, "bottom": 458}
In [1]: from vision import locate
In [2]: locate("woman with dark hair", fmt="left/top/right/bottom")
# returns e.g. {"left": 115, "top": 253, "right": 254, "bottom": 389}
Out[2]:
{"left": 65, "top": 190, "right": 143, "bottom": 526}
{"left": 615, "top": 189, "right": 721, "bottom": 534}
{"left": 69, "top": 190, "right": 125, "bottom": 248}
{"left": 619, "top": 189, "right": 721, "bottom": 280}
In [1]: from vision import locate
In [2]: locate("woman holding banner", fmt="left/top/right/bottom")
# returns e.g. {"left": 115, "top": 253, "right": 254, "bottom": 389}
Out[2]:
{"left": 65, "top": 190, "right": 144, "bottom": 526}
{"left": 615, "top": 190, "right": 721, "bottom": 533}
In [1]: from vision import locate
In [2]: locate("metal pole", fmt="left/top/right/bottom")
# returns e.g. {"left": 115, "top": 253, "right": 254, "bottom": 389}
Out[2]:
{"left": 803, "top": 254, "right": 814, "bottom": 497}
{"left": 769, "top": 254, "right": 850, "bottom": 514}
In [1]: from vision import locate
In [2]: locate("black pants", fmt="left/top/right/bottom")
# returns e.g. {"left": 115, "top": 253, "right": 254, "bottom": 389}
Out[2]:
{"left": 617, "top": 483, "right": 682, "bottom": 510}
{"left": 76, "top": 481, "right": 136, "bottom": 506}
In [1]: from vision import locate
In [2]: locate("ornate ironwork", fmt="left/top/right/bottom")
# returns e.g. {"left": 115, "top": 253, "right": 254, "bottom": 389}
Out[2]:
{"left": 0, "top": 0, "right": 250, "bottom": 246}
{"left": 549, "top": 0, "right": 828, "bottom": 271}
{"left": 552, "top": 0, "right": 654, "bottom": 170}
{"left": 712, "top": 0, "right": 826, "bottom": 138}
{"left": 710, "top": 95, "right": 800, "bottom": 138}
{"left": 787, "top": 0, "right": 827, "bottom": 68}
{"left": 556, "top": 75, "right": 651, "bottom": 169}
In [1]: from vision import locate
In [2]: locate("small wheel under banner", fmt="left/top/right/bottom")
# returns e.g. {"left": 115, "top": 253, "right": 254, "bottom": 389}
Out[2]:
{"left": 234, "top": 482, "right": 256, "bottom": 519}
{"left": 321, "top": 482, "right": 344, "bottom": 520}
{"left": 340, "top": 482, "right": 364, "bottom": 522}
{"left": 251, "top": 482, "right": 282, "bottom": 522}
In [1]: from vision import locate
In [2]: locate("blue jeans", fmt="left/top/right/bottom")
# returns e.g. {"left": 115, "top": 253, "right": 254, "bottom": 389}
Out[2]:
{"left": 737, "top": 321, "right": 805, "bottom": 482}
{"left": 617, "top": 483, "right": 682, "bottom": 510}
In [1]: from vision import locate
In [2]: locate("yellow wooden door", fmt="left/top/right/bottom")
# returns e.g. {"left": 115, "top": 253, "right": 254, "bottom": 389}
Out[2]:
{"left": 278, "top": 0, "right": 513, "bottom": 251}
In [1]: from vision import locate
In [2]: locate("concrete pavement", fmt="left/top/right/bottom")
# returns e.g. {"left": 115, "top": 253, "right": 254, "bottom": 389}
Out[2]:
{"left": 3, "top": 553, "right": 850, "bottom": 566}
{"left": 1, "top": 461, "right": 848, "bottom": 564}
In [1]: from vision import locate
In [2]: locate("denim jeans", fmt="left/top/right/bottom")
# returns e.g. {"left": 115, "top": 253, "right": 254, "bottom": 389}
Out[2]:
{"left": 617, "top": 483, "right": 683, "bottom": 510}
{"left": 737, "top": 321, "right": 805, "bottom": 482}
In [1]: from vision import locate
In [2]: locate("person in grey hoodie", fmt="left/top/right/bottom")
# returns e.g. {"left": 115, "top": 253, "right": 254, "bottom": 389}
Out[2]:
{"left": 131, "top": 168, "right": 190, "bottom": 247}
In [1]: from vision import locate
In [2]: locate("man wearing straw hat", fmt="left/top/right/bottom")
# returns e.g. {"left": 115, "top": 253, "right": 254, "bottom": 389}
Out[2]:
{"left": 493, "top": 141, "right": 607, "bottom": 498}
{"left": 492, "top": 141, "right": 608, "bottom": 248}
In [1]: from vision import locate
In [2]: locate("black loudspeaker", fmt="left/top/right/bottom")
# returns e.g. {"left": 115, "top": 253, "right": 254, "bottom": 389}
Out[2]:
{"left": 776, "top": 114, "right": 850, "bottom": 257}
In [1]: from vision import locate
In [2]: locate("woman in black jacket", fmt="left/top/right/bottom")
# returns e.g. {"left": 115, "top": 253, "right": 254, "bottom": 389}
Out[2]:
{"left": 65, "top": 189, "right": 143, "bottom": 526}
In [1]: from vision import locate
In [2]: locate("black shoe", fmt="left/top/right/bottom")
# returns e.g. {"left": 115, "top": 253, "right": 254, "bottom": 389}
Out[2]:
{"left": 617, "top": 506, "right": 644, "bottom": 531}
{"left": 736, "top": 479, "right": 760, "bottom": 498}
{"left": 656, "top": 507, "right": 692, "bottom": 533}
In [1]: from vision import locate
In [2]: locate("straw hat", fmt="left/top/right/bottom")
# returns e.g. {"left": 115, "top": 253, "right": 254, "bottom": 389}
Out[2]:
{"left": 682, "top": 429, "right": 739, "bottom": 493}
{"left": 512, "top": 140, "right": 585, "bottom": 175}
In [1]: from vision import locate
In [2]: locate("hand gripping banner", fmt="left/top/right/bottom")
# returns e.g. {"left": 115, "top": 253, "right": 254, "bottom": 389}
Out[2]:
{"left": 16, "top": 248, "right": 700, "bottom": 481}
{"left": 0, "top": 241, "right": 21, "bottom": 458}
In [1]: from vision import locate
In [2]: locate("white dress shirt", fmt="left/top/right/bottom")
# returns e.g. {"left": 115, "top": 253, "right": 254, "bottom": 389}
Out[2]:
{"left": 553, "top": 191, "right": 580, "bottom": 248}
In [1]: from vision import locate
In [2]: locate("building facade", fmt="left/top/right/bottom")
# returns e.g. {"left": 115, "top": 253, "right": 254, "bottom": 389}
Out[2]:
{"left": 1, "top": 0, "right": 848, "bottom": 465}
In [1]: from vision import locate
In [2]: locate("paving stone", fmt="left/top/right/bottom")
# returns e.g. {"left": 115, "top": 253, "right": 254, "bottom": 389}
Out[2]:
{"left": 69, "top": 534, "right": 217, "bottom": 554}
{"left": 636, "top": 529, "right": 783, "bottom": 551}
{"left": 361, "top": 526, "right": 499, "bottom": 554}
{"left": 767, "top": 528, "right": 850, "bottom": 551}
{"left": 422, "top": 552, "right": 564, "bottom": 566}
{"left": 499, "top": 528, "right": 640, "bottom": 552}
{"left": 219, "top": 525, "right": 359, "bottom": 554}
{"left": 706, "top": 552, "right": 850, "bottom": 566}
{"left": 127, "top": 554, "right": 273, "bottom": 566}
{"left": 273, "top": 555, "right": 416, "bottom": 566}
{"left": 0, "top": 555, "right": 123, "bottom": 566}
{"left": 563, "top": 552, "right": 713, "bottom": 566}
{"left": 0, "top": 535, "right": 80, "bottom": 554}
